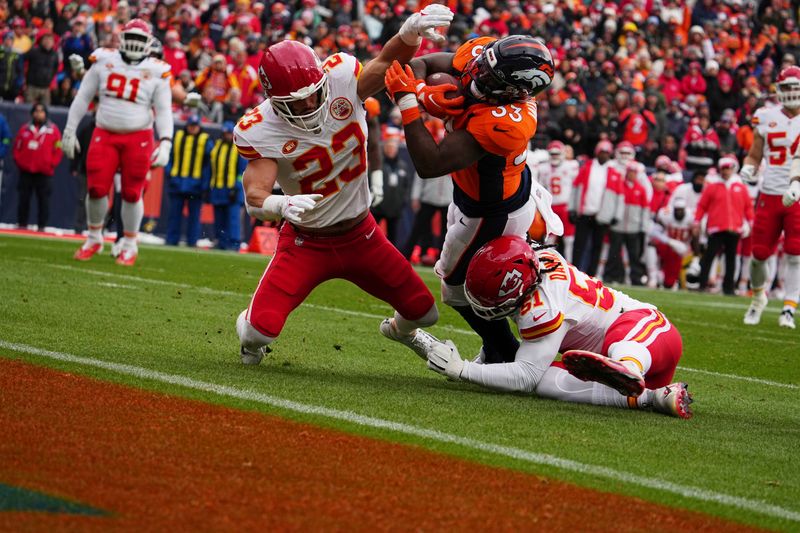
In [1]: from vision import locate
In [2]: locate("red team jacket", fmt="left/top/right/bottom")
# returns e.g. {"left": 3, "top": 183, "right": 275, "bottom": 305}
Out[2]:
{"left": 12, "top": 121, "right": 62, "bottom": 176}
{"left": 694, "top": 175, "right": 754, "bottom": 235}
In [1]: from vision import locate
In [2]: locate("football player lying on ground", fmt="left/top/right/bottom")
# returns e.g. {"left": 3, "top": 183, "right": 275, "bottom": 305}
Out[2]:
{"left": 382, "top": 35, "right": 564, "bottom": 366}
{"left": 426, "top": 236, "right": 693, "bottom": 419}
{"left": 233, "top": 5, "right": 454, "bottom": 364}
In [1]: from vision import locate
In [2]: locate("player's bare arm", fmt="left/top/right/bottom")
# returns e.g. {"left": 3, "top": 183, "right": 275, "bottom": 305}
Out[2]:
{"left": 741, "top": 131, "right": 763, "bottom": 184}
{"left": 356, "top": 4, "right": 453, "bottom": 101}
{"left": 385, "top": 61, "right": 485, "bottom": 178}
{"left": 409, "top": 53, "right": 458, "bottom": 80}
{"left": 405, "top": 121, "right": 485, "bottom": 178}
{"left": 242, "top": 157, "right": 323, "bottom": 225}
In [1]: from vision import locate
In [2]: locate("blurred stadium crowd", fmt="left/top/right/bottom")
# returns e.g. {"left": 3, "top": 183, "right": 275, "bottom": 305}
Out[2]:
{"left": 0, "top": 0, "right": 795, "bottom": 294}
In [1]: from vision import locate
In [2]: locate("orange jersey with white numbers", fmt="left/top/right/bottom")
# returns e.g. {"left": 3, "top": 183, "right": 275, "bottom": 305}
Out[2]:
{"left": 233, "top": 53, "right": 368, "bottom": 228}
{"left": 516, "top": 249, "right": 654, "bottom": 352}
{"left": 447, "top": 37, "right": 538, "bottom": 217}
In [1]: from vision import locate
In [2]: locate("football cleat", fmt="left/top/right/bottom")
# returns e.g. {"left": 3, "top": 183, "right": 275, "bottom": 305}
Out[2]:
{"left": 652, "top": 382, "right": 693, "bottom": 419}
{"left": 379, "top": 318, "right": 442, "bottom": 360}
{"left": 115, "top": 249, "right": 138, "bottom": 266}
{"left": 240, "top": 344, "right": 271, "bottom": 365}
{"left": 778, "top": 309, "right": 796, "bottom": 329}
{"left": 74, "top": 242, "right": 102, "bottom": 261}
{"left": 561, "top": 350, "right": 646, "bottom": 397}
{"left": 111, "top": 240, "right": 124, "bottom": 258}
{"left": 743, "top": 291, "right": 768, "bottom": 325}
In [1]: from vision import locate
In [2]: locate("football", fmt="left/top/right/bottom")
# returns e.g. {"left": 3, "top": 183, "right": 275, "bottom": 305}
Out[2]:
{"left": 425, "top": 72, "right": 463, "bottom": 99}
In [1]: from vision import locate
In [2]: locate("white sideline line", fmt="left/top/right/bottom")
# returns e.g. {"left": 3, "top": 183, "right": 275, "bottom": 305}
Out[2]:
{"left": 42, "top": 263, "right": 800, "bottom": 390}
{"left": 0, "top": 340, "right": 797, "bottom": 524}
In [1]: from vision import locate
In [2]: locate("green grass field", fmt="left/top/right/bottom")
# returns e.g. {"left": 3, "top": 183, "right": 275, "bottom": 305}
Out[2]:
{"left": 1, "top": 233, "right": 798, "bottom": 531}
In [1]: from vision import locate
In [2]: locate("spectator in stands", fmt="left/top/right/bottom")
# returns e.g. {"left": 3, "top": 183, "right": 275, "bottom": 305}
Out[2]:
{"left": 166, "top": 115, "right": 213, "bottom": 247}
{"left": 693, "top": 157, "right": 753, "bottom": 295}
{"left": 163, "top": 30, "right": 188, "bottom": 78}
{"left": 195, "top": 53, "right": 238, "bottom": 103}
{"left": 0, "top": 31, "right": 24, "bottom": 100}
{"left": 12, "top": 103, "right": 62, "bottom": 231}
{"left": 61, "top": 17, "right": 93, "bottom": 76}
{"left": 682, "top": 112, "right": 721, "bottom": 174}
{"left": 197, "top": 85, "right": 224, "bottom": 124}
{"left": 222, "top": 87, "right": 245, "bottom": 123}
{"left": 24, "top": 31, "right": 57, "bottom": 105}
{"left": 228, "top": 39, "right": 259, "bottom": 108}
{"left": 10, "top": 18, "right": 32, "bottom": 54}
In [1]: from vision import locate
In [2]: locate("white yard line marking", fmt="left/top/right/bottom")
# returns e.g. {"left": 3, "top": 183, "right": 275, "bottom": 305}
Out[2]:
{"left": 0, "top": 339, "right": 797, "bottom": 523}
{"left": 97, "top": 282, "right": 137, "bottom": 290}
{"left": 42, "top": 264, "right": 800, "bottom": 390}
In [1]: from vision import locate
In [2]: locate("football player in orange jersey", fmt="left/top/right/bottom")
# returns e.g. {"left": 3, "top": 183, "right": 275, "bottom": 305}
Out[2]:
{"left": 384, "top": 35, "right": 560, "bottom": 365}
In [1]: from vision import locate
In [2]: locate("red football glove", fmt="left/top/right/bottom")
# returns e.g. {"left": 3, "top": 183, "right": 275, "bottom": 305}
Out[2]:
{"left": 417, "top": 83, "right": 465, "bottom": 118}
{"left": 384, "top": 60, "right": 420, "bottom": 102}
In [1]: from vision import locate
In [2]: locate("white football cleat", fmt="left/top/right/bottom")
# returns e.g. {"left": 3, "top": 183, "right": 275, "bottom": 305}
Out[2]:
{"left": 651, "top": 382, "right": 693, "bottom": 419}
{"left": 380, "top": 318, "right": 442, "bottom": 360}
{"left": 778, "top": 309, "right": 796, "bottom": 329}
{"left": 240, "top": 345, "right": 271, "bottom": 365}
{"left": 743, "top": 291, "right": 768, "bottom": 325}
{"left": 111, "top": 240, "right": 123, "bottom": 258}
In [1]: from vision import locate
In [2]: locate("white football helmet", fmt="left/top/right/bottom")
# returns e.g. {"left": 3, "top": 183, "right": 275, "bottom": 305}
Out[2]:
{"left": 776, "top": 66, "right": 800, "bottom": 109}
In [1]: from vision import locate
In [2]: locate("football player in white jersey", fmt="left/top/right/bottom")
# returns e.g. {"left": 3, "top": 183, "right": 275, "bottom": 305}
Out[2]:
{"left": 426, "top": 236, "right": 693, "bottom": 419}
{"left": 232, "top": 5, "right": 454, "bottom": 365}
{"left": 536, "top": 141, "right": 578, "bottom": 261}
{"left": 741, "top": 66, "right": 800, "bottom": 328}
{"left": 62, "top": 19, "right": 173, "bottom": 267}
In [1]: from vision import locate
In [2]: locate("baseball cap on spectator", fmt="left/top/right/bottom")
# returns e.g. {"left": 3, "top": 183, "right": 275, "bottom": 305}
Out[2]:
{"left": 705, "top": 60, "right": 719, "bottom": 73}
{"left": 646, "top": 16, "right": 660, "bottom": 26}
{"left": 673, "top": 196, "right": 687, "bottom": 209}
{"left": 718, "top": 71, "right": 733, "bottom": 89}
{"left": 720, "top": 109, "right": 736, "bottom": 123}
{"left": 212, "top": 53, "right": 226, "bottom": 63}
{"left": 718, "top": 156, "right": 738, "bottom": 171}
{"left": 186, "top": 114, "right": 201, "bottom": 126}
{"left": 565, "top": 98, "right": 578, "bottom": 107}
{"left": 655, "top": 155, "right": 672, "bottom": 170}
{"left": 690, "top": 25, "right": 704, "bottom": 36}
{"left": 622, "top": 22, "right": 637, "bottom": 33}
{"left": 783, "top": 53, "right": 795, "bottom": 65}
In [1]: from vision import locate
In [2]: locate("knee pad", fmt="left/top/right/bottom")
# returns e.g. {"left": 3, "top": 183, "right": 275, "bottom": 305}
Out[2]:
{"left": 236, "top": 310, "right": 275, "bottom": 352}
{"left": 87, "top": 186, "right": 109, "bottom": 199}
{"left": 752, "top": 244, "right": 773, "bottom": 262}
{"left": 441, "top": 281, "right": 469, "bottom": 308}
{"left": 121, "top": 187, "right": 143, "bottom": 203}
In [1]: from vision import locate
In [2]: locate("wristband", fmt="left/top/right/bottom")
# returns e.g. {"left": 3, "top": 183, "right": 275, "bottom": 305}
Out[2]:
{"left": 397, "top": 94, "right": 420, "bottom": 125}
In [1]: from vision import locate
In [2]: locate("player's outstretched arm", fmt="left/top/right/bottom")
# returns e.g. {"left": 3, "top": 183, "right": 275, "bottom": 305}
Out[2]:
{"left": 356, "top": 4, "right": 453, "bottom": 100}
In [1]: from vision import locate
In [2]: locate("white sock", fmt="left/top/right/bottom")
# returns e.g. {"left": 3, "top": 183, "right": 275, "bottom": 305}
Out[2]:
{"left": 535, "top": 366, "right": 641, "bottom": 409}
{"left": 783, "top": 255, "right": 800, "bottom": 312}
{"left": 739, "top": 255, "right": 751, "bottom": 286}
{"left": 121, "top": 199, "right": 144, "bottom": 244}
{"left": 86, "top": 196, "right": 108, "bottom": 244}
{"left": 750, "top": 257, "right": 767, "bottom": 293}
{"left": 393, "top": 305, "right": 439, "bottom": 336}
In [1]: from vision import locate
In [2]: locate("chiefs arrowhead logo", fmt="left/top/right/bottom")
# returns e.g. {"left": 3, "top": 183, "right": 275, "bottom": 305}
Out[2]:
{"left": 497, "top": 269, "right": 524, "bottom": 298}
{"left": 330, "top": 97, "right": 353, "bottom": 120}
{"left": 258, "top": 65, "right": 272, "bottom": 91}
{"left": 282, "top": 140, "right": 298, "bottom": 154}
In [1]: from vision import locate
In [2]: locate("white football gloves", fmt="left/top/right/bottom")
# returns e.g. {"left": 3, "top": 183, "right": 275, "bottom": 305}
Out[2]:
{"left": 61, "top": 128, "right": 80, "bottom": 159}
{"left": 370, "top": 169, "right": 384, "bottom": 208}
{"left": 398, "top": 4, "right": 454, "bottom": 46}
{"left": 783, "top": 180, "right": 800, "bottom": 207}
{"left": 427, "top": 340, "right": 464, "bottom": 381}
{"left": 68, "top": 54, "right": 85, "bottom": 76}
{"left": 151, "top": 139, "right": 172, "bottom": 167}
{"left": 740, "top": 164, "right": 757, "bottom": 185}
{"left": 247, "top": 194, "right": 324, "bottom": 224}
